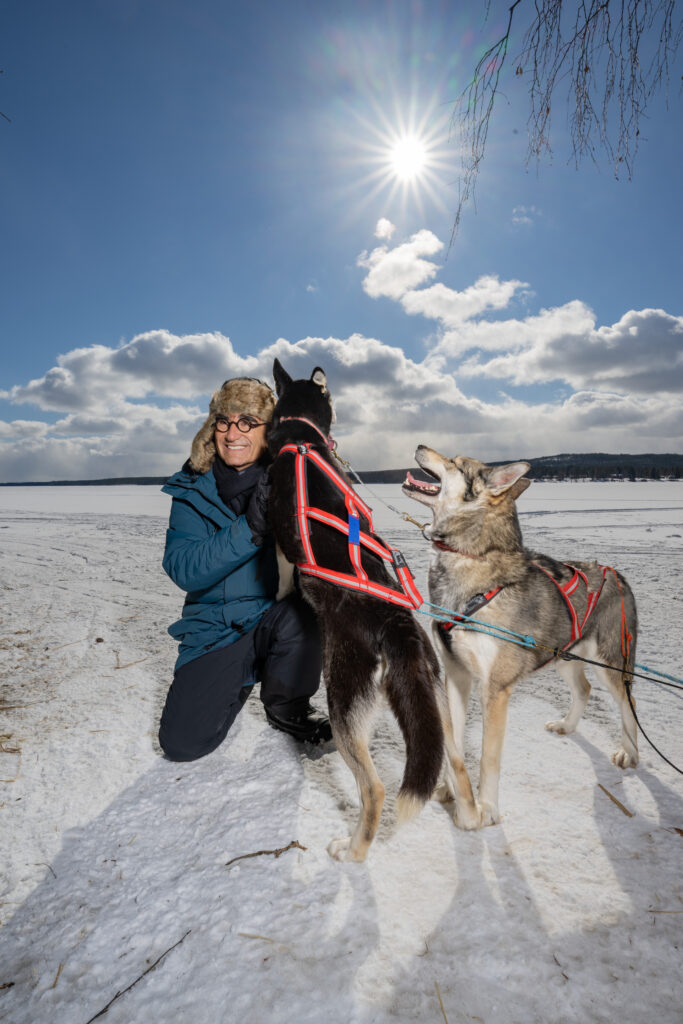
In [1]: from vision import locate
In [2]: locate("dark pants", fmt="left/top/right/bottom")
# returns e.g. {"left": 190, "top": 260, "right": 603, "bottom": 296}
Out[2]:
{"left": 159, "top": 594, "right": 322, "bottom": 762}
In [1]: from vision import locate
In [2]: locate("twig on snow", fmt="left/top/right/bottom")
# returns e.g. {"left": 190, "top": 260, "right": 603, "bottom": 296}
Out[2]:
{"left": 50, "top": 963, "right": 64, "bottom": 989}
{"left": 598, "top": 783, "right": 634, "bottom": 817}
{"left": 114, "top": 651, "right": 151, "bottom": 670}
{"left": 83, "top": 929, "right": 191, "bottom": 1023}
{"left": 34, "top": 862, "right": 57, "bottom": 880}
{"left": 434, "top": 980, "right": 449, "bottom": 1024}
{"left": 0, "top": 734, "right": 20, "bottom": 754}
{"left": 0, "top": 698, "right": 54, "bottom": 711}
{"left": 225, "top": 839, "right": 307, "bottom": 867}
{"left": 48, "top": 637, "right": 89, "bottom": 652}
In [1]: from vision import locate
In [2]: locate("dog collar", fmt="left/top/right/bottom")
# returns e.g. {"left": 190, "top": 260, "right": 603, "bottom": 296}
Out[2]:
{"left": 432, "top": 540, "right": 483, "bottom": 559}
{"left": 278, "top": 416, "right": 336, "bottom": 450}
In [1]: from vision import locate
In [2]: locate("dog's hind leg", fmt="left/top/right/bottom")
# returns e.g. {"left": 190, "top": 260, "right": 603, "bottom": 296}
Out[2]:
{"left": 545, "top": 658, "right": 591, "bottom": 735}
{"left": 327, "top": 694, "right": 385, "bottom": 863}
{"left": 593, "top": 654, "right": 639, "bottom": 768}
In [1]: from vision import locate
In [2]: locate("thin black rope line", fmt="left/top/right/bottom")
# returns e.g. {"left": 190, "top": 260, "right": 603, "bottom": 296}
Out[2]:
{"left": 623, "top": 679, "right": 683, "bottom": 776}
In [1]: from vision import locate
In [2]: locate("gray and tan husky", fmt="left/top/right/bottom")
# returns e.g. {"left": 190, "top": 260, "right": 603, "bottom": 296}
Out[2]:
{"left": 403, "top": 447, "right": 639, "bottom": 830}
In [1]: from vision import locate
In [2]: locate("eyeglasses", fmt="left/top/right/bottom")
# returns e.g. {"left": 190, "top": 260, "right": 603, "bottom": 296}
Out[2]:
{"left": 214, "top": 416, "right": 266, "bottom": 434}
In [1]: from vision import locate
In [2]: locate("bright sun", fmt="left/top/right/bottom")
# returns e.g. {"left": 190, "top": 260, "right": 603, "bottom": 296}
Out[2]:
{"left": 390, "top": 135, "right": 427, "bottom": 181}
{"left": 347, "top": 102, "right": 454, "bottom": 218}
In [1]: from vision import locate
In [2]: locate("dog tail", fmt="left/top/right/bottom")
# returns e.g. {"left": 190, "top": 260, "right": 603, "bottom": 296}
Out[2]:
{"left": 382, "top": 616, "right": 444, "bottom": 825}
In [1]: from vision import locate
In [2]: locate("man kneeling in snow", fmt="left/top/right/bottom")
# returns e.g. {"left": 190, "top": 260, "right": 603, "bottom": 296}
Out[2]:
{"left": 159, "top": 376, "right": 331, "bottom": 760}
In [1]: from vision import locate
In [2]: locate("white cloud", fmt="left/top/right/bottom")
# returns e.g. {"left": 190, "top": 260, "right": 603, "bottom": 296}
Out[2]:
{"left": 1, "top": 331, "right": 259, "bottom": 412}
{"left": 512, "top": 205, "right": 541, "bottom": 225}
{"left": 459, "top": 308, "right": 683, "bottom": 393}
{"left": 1, "top": 223, "right": 681, "bottom": 481}
{"left": 401, "top": 276, "right": 528, "bottom": 327}
{"left": 446, "top": 300, "right": 596, "bottom": 359}
{"left": 0, "top": 420, "right": 50, "bottom": 440}
{"left": 357, "top": 229, "right": 443, "bottom": 300}
{"left": 374, "top": 218, "right": 395, "bottom": 240}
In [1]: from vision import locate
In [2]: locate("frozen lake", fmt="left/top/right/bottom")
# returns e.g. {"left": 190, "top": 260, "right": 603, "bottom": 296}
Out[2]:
{"left": 0, "top": 478, "right": 681, "bottom": 518}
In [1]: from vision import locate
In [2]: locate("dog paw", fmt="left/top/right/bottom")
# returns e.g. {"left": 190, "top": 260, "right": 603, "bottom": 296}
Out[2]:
{"left": 432, "top": 782, "right": 455, "bottom": 804}
{"left": 327, "top": 837, "right": 366, "bottom": 862}
{"left": 611, "top": 748, "right": 638, "bottom": 769}
{"left": 545, "top": 719, "right": 569, "bottom": 735}
{"left": 453, "top": 804, "right": 483, "bottom": 830}
{"left": 478, "top": 801, "right": 501, "bottom": 827}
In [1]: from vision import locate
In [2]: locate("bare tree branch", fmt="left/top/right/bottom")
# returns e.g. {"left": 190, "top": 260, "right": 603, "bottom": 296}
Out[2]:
{"left": 451, "top": 0, "right": 682, "bottom": 238}
{"left": 0, "top": 69, "right": 9, "bottom": 124}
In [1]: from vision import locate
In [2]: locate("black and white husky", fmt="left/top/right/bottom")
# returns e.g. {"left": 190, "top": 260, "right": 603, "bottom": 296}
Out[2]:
{"left": 404, "top": 447, "right": 639, "bottom": 830}
{"left": 268, "top": 361, "right": 445, "bottom": 862}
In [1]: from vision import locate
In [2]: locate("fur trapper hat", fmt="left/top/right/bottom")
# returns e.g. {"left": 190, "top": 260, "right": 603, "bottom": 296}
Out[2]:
{"left": 189, "top": 377, "right": 276, "bottom": 474}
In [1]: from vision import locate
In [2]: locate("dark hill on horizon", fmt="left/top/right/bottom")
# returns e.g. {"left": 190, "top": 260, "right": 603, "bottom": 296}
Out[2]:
{"left": 1, "top": 452, "right": 681, "bottom": 486}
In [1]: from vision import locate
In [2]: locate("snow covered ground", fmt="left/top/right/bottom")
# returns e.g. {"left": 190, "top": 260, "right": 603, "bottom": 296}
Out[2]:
{"left": 1, "top": 481, "right": 682, "bottom": 1024}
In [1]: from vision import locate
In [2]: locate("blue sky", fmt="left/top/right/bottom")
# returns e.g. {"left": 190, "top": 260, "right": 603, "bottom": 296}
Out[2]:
{"left": 1, "top": 0, "right": 681, "bottom": 481}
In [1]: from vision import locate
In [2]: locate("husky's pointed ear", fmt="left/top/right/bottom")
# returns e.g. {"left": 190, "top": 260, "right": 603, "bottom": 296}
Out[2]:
{"left": 508, "top": 476, "right": 531, "bottom": 499}
{"left": 311, "top": 366, "right": 327, "bottom": 394}
{"left": 486, "top": 462, "right": 531, "bottom": 498}
{"left": 273, "top": 359, "right": 292, "bottom": 397}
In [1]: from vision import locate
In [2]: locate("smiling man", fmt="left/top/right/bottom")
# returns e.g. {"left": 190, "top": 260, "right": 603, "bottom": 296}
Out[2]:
{"left": 158, "top": 377, "right": 330, "bottom": 760}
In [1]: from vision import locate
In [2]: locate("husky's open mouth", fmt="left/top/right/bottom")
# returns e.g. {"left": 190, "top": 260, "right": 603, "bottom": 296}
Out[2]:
{"left": 402, "top": 470, "right": 441, "bottom": 496}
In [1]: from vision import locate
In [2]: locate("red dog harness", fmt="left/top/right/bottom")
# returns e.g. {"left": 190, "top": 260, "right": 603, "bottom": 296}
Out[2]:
{"left": 438, "top": 562, "right": 613, "bottom": 652}
{"left": 532, "top": 562, "right": 610, "bottom": 648}
{"left": 279, "top": 442, "right": 423, "bottom": 609}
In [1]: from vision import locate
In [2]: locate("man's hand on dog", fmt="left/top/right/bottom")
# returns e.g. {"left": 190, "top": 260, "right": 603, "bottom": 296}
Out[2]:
{"left": 245, "top": 471, "right": 272, "bottom": 545}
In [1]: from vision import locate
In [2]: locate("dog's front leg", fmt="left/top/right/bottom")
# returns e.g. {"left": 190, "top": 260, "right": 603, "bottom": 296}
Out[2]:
{"left": 478, "top": 682, "right": 512, "bottom": 827}
{"left": 439, "top": 670, "right": 481, "bottom": 830}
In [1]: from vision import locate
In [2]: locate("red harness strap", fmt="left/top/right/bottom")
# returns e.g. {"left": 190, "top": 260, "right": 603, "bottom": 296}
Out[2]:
{"left": 437, "top": 587, "right": 503, "bottom": 634}
{"left": 279, "top": 443, "right": 422, "bottom": 609}
{"left": 533, "top": 561, "right": 611, "bottom": 649}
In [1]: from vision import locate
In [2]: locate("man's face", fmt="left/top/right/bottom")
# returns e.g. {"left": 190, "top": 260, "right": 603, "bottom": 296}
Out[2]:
{"left": 214, "top": 412, "right": 268, "bottom": 470}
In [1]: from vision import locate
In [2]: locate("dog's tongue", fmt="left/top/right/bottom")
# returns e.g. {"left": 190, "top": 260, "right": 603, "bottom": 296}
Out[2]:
{"left": 405, "top": 471, "right": 438, "bottom": 492}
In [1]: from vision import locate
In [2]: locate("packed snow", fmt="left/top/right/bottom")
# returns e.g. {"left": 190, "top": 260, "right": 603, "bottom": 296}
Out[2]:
{"left": 1, "top": 481, "right": 682, "bottom": 1024}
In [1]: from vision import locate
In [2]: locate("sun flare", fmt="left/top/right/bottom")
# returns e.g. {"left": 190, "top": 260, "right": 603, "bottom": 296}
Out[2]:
{"left": 390, "top": 135, "right": 427, "bottom": 181}
{"left": 341, "top": 97, "right": 455, "bottom": 218}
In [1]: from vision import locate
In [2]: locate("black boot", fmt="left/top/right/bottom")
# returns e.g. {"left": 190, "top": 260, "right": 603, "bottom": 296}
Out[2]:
{"left": 264, "top": 702, "right": 333, "bottom": 744}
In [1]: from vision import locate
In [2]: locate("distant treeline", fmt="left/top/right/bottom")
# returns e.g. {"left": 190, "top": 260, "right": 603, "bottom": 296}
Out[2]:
{"left": 1, "top": 453, "right": 682, "bottom": 486}
{"left": 361, "top": 453, "right": 683, "bottom": 484}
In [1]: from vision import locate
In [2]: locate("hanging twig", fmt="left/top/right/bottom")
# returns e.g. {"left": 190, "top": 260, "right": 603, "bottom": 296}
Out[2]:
{"left": 83, "top": 930, "right": 191, "bottom": 1024}
{"left": 225, "top": 839, "right": 307, "bottom": 868}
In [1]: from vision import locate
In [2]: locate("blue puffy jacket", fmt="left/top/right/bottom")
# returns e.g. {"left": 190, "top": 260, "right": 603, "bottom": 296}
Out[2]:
{"left": 162, "top": 464, "right": 279, "bottom": 670}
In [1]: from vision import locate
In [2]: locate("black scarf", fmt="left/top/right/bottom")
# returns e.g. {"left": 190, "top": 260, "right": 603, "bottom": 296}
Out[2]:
{"left": 212, "top": 458, "right": 268, "bottom": 516}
